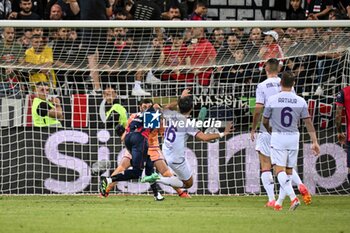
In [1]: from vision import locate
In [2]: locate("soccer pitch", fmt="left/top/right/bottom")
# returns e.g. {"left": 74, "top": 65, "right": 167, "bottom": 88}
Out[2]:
{"left": 0, "top": 196, "right": 349, "bottom": 233}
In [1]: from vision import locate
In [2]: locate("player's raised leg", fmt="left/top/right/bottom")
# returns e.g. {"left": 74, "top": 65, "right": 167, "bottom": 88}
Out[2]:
{"left": 291, "top": 169, "right": 312, "bottom": 205}
{"left": 142, "top": 159, "right": 193, "bottom": 198}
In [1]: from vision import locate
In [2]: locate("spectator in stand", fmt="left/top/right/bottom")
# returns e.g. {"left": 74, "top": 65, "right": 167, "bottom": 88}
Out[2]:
{"left": 244, "top": 27, "right": 263, "bottom": 62}
{"left": 314, "top": 27, "right": 348, "bottom": 96}
{"left": 230, "top": 27, "right": 247, "bottom": 42}
{"left": 216, "top": 33, "right": 241, "bottom": 64}
{"left": 282, "top": 57, "right": 306, "bottom": 94}
{"left": 17, "top": 29, "right": 32, "bottom": 49}
{"left": 109, "top": 0, "right": 122, "bottom": 19}
{"left": 46, "top": 0, "right": 80, "bottom": 20}
{"left": 188, "top": 1, "right": 207, "bottom": 20}
{"left": 137, "top": 35, "right": 164, "bottom": 86}
{"left": 80, "top": 0, "right": 112, "bottom": 95}
{"left": 285, "top": 27, "right": 299, "bottom": 41}
{"left": 159, "top": 33, "right": 188, "bottom": 82}
{"left": 8, "top": 0, "right": 41, "bottom": 19}
{"left": 48, "top": 4, "right": 63, "bottom": 20}
{"left": 161, "top": 5, "right": 181, "bottom": 19}
{"left": 297, "top": 28, "right": 320, "bottom": 54}
{"left": 185, "top": 27, "right": 216, "bottom": 86}
{"left": 113, "top": 27, "right": 127, "bottom": 52}
{"left": 128, "top": 0, "right": 161, "bottom": 75}
{"left": 258, "top": 30, "right": 283, "bottom": 61}
{"left": 306, "top": 0, "right": 334, "bottom": 20}
{"left": 68, "top": 29, "right": 78, "bottom": 41}
{"left": 0, "top": 0, "right": 12, "bottom": 19}
{"left": 115, "top": 33, "right": 151, "bottom": 96}
{"left": 52, "top": 27, "right": 84, "bottom": 91}
{"left": 32, "top": 27, "right": 44, "bottom": 37}
{"left": 31, "top": 27, "right": 49, "bottom": 48}
{"left": 286, "top": 0, "right": 306, "bottom": 20}
{"left": 164, "top": 7, "right": 184, "bottom": 38}
{"left": 281, "top": 34, "right": 298, "bottom": 57}
{"left": 272, "top": 28, "right": 285, "bottom": 44}
{"left": 141, "top": 35, "right": 164, "bottom": 69}
{"left": 293, "top": 28, "right": 319, "bottom": 94}
{"left": 211, "top": 28, "right": 226, "bottom": 52}
{"left": 114, "top": 8, "right": 133, "bottom": 20}
{"left": 0, "top": 27, "right": 24, "bottom": 96}
{"left": 217, "top": 49, "right": 251, "bottom": 84}
{"left": 11, "top": 0, "right": 46, "bottom": 19}
{"left": 25, "top": 34, "right": 57, "bottom": 89}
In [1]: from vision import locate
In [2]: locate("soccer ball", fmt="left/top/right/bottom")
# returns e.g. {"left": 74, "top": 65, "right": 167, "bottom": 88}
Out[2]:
{"left": 91, "top": 160, "right": 111, "bottom": 175}
{"left": 204, "top": 127, "right": 220, "bottom": 143}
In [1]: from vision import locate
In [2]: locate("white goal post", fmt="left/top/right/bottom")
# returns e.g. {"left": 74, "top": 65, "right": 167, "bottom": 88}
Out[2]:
{"left": 0, "top": 20, "right": 349, "bottom": 195}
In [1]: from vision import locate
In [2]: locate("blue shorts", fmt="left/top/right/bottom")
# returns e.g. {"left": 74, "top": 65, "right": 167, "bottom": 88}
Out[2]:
{"left": 124, "top": 132, "right": 149, "bottom": 170}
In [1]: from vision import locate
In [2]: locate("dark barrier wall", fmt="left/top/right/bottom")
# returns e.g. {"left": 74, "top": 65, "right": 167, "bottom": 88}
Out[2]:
{"left": 1, "top": 127, "right": 349, "bottom": 195}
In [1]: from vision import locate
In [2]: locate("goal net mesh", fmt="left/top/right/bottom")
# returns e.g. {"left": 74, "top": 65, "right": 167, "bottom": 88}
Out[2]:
{"left": 0, "top": 21, "right": 350, "bottom": 195}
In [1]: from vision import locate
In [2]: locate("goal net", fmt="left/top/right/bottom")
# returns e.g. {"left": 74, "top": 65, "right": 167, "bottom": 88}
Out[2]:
{"left": 0, "top": 20, "right": 350, "bottom": 195}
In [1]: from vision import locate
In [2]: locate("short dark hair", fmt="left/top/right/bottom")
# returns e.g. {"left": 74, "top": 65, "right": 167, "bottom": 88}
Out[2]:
{"left": 281, "top": 71, "right": 295, "bottom": 88}
{"left": 139, "top": 98, "right": 153, "bottom": 106}
{"left": 104, "top": 85, "right": 116, "bottom": 90}
{"left": 227, "top": 32, "right": 238, "bottom": 38}
{"left": 178, "top": 96, "right": 193, "bottom": 114}
{"left": 31, "top": 34, "right": 42, "bottom": 40}
{"left": 195, "top": 1, "right": 207, "bottom": 8}
{"left": 265, "top": 58, "right": 279, "bottom": 72}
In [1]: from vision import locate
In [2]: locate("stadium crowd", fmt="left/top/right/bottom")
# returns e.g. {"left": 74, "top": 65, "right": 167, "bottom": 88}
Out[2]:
{"left": 0, "top": 0, "right": 350, "bottom": 97}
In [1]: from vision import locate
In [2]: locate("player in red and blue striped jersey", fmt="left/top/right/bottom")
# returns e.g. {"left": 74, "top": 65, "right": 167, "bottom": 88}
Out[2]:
{"left": 335, "top": 86, "right": 350, "bottom": 183}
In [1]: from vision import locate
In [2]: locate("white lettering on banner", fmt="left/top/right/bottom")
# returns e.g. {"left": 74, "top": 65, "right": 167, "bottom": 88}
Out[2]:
{"left": 208, "top": 142, "right": 220, "bottom": 193}
{"left": 193, "top": 95, "right": 235, "bottom": 106}
{"left": 0, "top": 98, "right": 22, "bottom": 127}
{"left": 44, "top": 130, "right": 91, "bottom": 193}
{"left": 303, "top": 143, "right": 348, "bottom": 195}
{"left": 226, "top": 133, "right": 260, "bottom": 193}
{"left": 253, "top": 0, "right": 263, "bottom": 7}
{"left": 97, "top": 130, "right": 111, "bottom": 177}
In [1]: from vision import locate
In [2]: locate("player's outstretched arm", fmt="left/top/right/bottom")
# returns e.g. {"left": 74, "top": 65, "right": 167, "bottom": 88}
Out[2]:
{"left": 303, "top": 118, "right": 320, "bottom": 155}
{"left": 195, "top": 122, "right": 234, "bottom": 142}
{"left": 163, "top": 89, "right": 191, "bottom": 110}
{"left": 250, "top": 103, "right": 264, "bottom": 141}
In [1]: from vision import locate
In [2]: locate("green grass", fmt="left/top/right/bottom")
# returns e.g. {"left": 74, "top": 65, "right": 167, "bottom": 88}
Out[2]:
{"left": 0, "top": 195, "right": 349, "bottom": 233}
